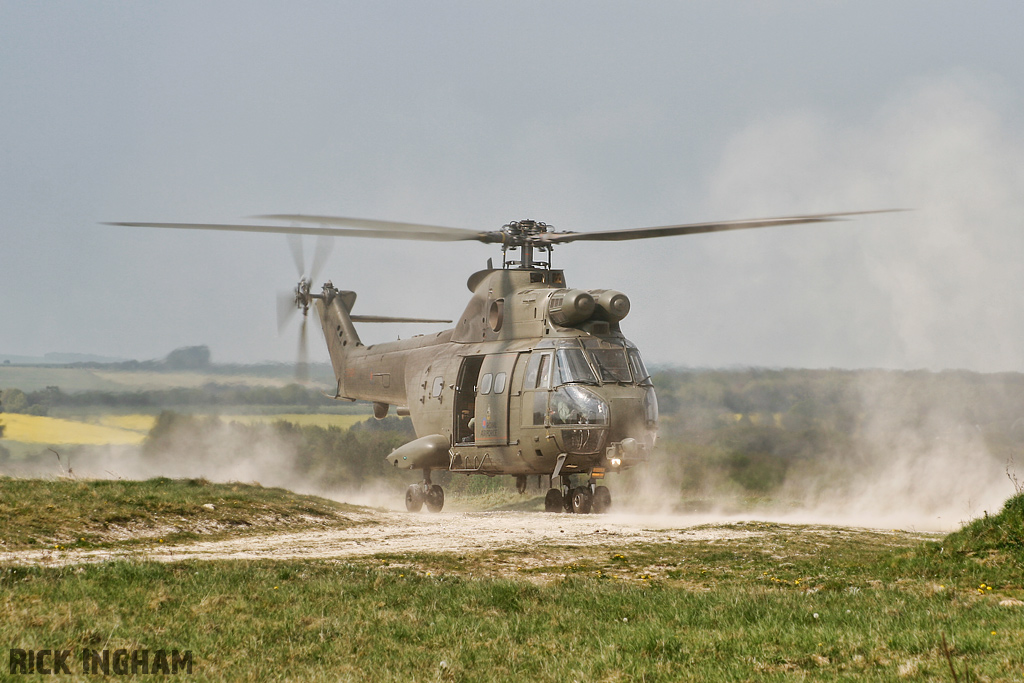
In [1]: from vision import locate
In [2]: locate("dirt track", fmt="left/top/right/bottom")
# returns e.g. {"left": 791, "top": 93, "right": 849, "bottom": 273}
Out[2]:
{"left": 1, "top": 510, "right": 773, "bottom": 567}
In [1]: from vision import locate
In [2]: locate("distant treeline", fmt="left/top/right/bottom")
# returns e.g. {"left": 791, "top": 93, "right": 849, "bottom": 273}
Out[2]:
{"left": 0, "top": 384, "right": 340, "bottom": 414}
{"left": 57, "top": 345, "right": 334, "bottom": 382}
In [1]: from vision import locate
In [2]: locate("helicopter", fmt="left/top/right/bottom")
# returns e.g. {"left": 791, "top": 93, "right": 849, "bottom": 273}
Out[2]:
{"left": 107, "top": 210, "right": 896, "bottom": 513}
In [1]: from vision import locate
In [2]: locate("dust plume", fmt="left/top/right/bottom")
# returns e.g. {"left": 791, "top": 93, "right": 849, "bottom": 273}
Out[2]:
{"left": 652, "top": 71, "right": 1024, "bottom": 530}
{"left": 5, "top": 418, "right": 407, "bottom": 509}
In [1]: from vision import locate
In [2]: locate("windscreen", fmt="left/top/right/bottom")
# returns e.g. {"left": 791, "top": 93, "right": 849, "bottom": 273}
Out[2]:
{"left": 627, "top": 348, "right": 653, "bottom": 386}
{"left": 556, "top": 348, "right": 598, "bottom": 385}
{"left": 587, "top": 347, "right": 632, "bottom": 383}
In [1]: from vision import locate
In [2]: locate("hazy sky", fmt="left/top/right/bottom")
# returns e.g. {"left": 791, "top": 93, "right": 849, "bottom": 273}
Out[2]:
{"left": 3, "top": 2, "right": 1024, "bottom": 370}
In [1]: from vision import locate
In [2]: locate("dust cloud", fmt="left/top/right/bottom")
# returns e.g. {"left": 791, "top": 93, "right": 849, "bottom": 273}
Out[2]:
{"left": 635, "top": 71, "right": 1024, "bottom": 531}
{"left": 7, "top": 420, "right": 404, "bottom": 510}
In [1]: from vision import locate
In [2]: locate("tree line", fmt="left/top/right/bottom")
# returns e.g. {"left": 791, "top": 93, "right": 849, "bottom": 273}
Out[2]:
{"left": 4, "top": 366, "right": 1024, "bottom": 498}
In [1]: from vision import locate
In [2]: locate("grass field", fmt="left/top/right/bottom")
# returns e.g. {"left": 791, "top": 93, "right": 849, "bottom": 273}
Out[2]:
{"left": 1, "top": 479, "right": 1022, "bottom": 681}
{"left": 0, "top": 478, "right": 364, "bottom": 550}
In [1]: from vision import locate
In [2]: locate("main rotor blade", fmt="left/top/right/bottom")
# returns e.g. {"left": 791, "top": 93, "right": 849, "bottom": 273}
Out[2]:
{"left": 349, "top": 315, "right": 453, "bottom": 324}
{"left": 104, "top": 220, "right": 500, "bottom": 243}
{"left": 255, "top": 214, "right": 486, "bottom": 239}
{"left": 541, "top": 209, "right": 906, "bottom": 244}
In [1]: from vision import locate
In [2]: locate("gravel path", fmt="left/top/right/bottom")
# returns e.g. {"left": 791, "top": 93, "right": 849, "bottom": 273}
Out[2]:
{"left": 0, "top": 510, "right": 769, "bottom": 566}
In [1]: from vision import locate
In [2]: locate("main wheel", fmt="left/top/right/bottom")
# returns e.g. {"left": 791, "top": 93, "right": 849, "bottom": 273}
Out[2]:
{"left": 425, "top": 485, "right": 445, "bottom": 513}
{"left": 592, "top": 486, "right": 612, "bottom": 514}
{"left": 405, "top": 485, "right": 424, "bottom": 512}
{"left": 544, "top": 488, "right": 563, "bottom": 512}
{"left": 571, "top": 487, "right": 593, "bottom": 514}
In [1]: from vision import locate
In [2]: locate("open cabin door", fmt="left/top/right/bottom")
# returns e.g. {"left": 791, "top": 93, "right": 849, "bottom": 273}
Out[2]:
{"left": 472, "top": 353, "right": 518, "bottom": 446}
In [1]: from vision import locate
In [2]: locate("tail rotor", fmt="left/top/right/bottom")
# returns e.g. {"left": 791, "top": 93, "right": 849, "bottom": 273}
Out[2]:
{"left": 278, "top": 236, "right": 333, "bottom": 382}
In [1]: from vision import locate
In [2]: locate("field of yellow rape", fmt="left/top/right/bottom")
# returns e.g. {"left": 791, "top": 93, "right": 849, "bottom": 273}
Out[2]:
{"left": 1, "top": 412, "right": 367, "bottom": 448}
{"left": 1, "top": 414, "right": 149, "bottom": 446}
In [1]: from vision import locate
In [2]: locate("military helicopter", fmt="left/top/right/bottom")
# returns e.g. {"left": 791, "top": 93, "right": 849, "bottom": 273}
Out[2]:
{"left": 107, "top": 210, "right": 894, "bottom": 513}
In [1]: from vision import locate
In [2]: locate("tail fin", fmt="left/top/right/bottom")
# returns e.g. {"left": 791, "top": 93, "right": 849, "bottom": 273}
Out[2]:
{"left": 315, "top": 287, "right": 362, "bottom": 399}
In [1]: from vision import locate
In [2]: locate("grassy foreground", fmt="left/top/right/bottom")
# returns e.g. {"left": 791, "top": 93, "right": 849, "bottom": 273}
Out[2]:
{"left": 0, "top": 478, "right": 363, "bottom": 551}
{"left": 2, "top": 481, "right": 1023, "bottom": 682}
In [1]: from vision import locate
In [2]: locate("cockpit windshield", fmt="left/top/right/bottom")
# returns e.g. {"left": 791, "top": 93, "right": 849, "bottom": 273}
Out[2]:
{"left": 587, "top": 348, "right": 631, "bottom": 383}
{"left": 551, "top": 339, "right": 653, "bottom": 386}
{"left": 627, "top": 348, "right": 653, "bottom": 386}
{"left": 555, "top": 348, "right": 598, "bottom": 385}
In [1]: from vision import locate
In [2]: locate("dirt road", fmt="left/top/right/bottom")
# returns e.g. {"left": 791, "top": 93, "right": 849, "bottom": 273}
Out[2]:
{"left": 1, "top": 510, "right": 771, "bottom": 567}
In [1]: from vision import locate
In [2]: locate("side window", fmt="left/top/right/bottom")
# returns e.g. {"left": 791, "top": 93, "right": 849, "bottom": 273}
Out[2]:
{"left": 431, "top": 376, "right": 444, "bottom": 397}
{"left": 479, "top": 373, "right": 493, "bottom": 395}
{"left": 536, "top": 354, "right": 551, "bottom": 389}
{"left": 493, "top": 372, "right": 507, "bottom": 394}
{"left": 524, "top": 354, "right": 541, "bottom": 388}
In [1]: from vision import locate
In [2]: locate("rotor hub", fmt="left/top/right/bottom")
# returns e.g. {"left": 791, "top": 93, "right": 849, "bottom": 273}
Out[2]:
{"left": 294, "top": 278, "right": 312, "bottom": 315}
{"left": 501, "top": 219, "right": 553, "bottom": 269}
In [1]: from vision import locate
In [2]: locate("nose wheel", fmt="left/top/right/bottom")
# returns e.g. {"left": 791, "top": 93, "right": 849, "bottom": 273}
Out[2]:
{"left": 543, "top": 477, "right": 611, "bottom": 514}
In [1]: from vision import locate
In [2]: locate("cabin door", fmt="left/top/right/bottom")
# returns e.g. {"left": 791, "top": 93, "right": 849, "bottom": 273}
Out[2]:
{"left": 473, "top": 353, "right": 519, "bottom": 446}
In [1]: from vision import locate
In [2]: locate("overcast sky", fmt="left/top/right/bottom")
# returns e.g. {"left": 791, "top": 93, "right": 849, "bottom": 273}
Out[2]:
{"left": 2, "top": 2, "right": 1023, "bottom": 371}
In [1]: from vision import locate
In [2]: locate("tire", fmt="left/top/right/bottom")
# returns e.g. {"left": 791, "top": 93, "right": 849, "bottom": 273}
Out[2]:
{"left": 592, "top": 486, "right": 612, "bottom": 514}
{"left": 571, "top": 487, "right": 593, "bottom": 514}
{"left": 405, "top": 485, "right": 424, "bottom": 512}
{"left": 425, "top": 485, "right": 445, "bottom": 513}
{"left": 544, "top": 488, "right": 563, "bottom": 512}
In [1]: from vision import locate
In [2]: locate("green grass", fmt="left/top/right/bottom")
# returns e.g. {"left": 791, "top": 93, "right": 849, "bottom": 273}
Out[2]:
{"left": 2, "top": 533, "right": 1022, "bottom": 682}
{"left": 2, "top": 482, "right": 1023, "bottom": 681}
{"left": 0, "top": 477, "right": 364, "bottom": 551}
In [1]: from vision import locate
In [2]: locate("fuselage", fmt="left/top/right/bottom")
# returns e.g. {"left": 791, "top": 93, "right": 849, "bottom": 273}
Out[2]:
{"left": 314, "top": 267, "right": 658, "bottom": 478}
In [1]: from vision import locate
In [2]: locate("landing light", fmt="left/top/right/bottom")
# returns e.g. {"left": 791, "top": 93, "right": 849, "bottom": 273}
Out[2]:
{"left": 610, "top": 457, "right": 622, "bottom": 468}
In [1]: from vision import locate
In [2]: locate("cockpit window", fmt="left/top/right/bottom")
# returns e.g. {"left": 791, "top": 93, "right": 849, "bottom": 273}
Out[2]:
{"left": 627, "top": 349, "right": 653, "bottom": 386}
{"left": 555, "top": 348, "right": 598, "bottom": 385}
{"left": 587, "top": 348, "right": 632, "bottom": 383}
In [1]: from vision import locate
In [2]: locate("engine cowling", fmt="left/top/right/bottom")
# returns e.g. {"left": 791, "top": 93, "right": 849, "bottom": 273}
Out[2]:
{"left": 547, "top": 289, "right": 596, "bottom": 326}
{"left": 589, "top": 289, "right": 630, "bottom": 322}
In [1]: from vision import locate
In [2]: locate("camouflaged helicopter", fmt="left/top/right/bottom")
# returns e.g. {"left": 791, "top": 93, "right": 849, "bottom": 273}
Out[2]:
{"left": 107, "top": 210, "right": 894, "bottom": 513}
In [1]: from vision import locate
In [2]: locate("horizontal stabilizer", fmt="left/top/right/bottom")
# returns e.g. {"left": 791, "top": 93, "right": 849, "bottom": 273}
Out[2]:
{"left": 350, "top": 315, "right": 452, "bottom": 324}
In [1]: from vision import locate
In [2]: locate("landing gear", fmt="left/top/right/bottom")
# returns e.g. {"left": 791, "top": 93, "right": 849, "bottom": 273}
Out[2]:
{"left": 425, "top": 485, "right": 444, "bottom": 513}
{"left": 406, "top": 471, "right": 445, "bottom": 513}
{"left": 405, "top": 485, "right": 424, "bottom": 512}
{"left": 542, "top": 475, "right": 612, "bottom": 514}
{"left": 544, "top": 488, "right": 563, "bottom": 512}
{"left": 592, "top": 485, "right": 612, "bottom": 514}
{"left": 570, "top": 486, "right": 593, "bottom": 514}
